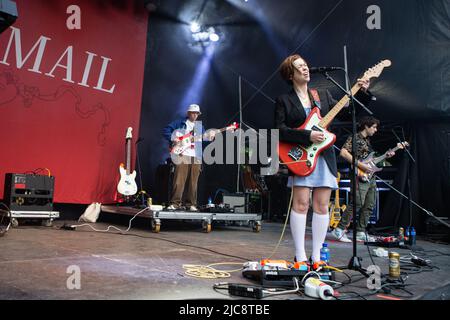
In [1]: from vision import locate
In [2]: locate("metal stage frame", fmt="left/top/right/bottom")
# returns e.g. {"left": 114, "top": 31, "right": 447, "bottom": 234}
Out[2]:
{"left": 101, "top": 205, "right": 262, "bottom": 233}
{"left": 0, "top": 209, "right": 60, "bottom": 227}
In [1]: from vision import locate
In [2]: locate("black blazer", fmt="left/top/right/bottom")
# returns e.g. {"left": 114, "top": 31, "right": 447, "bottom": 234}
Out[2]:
{"left": 274, "top": 88, "right": 372, "bottom": 177}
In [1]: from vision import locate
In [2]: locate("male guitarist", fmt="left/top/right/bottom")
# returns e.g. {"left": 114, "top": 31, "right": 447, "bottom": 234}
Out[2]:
{"left": 331, "top": 116, "right": 395, "bottom": 242}
{"left": 163, "top": 104, "right": 215, "bottom": 211}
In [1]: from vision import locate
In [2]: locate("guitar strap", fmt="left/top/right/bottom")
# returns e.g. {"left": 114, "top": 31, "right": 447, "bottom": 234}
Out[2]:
{"left": 309, "top": 89, "right": 321, "bottom": 109}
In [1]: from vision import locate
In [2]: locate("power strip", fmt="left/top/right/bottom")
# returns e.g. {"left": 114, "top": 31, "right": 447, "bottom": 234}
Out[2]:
{"left": 228, "top": 284, "right": 265, "bottom": 299}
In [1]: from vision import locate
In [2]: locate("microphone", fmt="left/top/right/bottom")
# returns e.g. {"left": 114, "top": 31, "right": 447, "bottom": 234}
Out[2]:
{"left": 309, "top": 66, "right": 344, "bottom": 74}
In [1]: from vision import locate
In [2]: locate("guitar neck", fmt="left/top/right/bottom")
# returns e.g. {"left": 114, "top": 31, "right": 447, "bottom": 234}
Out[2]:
{"left": 218, "top": 127, "right": 229, "bottom": 133}
{"left": 126, "top": 139, "right": 131, "bottom": 174}
{"left": 334, "top": 188, "right": 340, "bottom": 206}
{"left": 319, "top": 83, "right": 361, "bottom": 128}
{"left": 190, "top": 126, "right": 230, "bottom": 141}
{"left": 372, "top": 145, "right": 402, "bottom": 164}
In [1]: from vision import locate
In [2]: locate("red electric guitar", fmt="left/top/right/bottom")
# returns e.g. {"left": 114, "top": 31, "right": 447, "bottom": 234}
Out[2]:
{"left": 278, "top": 60, "right": 392, "bottom": 176}
{"left": 170, "top": 122, "right": 239, "bottom": 155}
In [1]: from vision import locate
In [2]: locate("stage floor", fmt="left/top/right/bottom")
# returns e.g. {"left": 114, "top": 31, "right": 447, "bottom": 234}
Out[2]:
{"left": 0, "top": 218, "right": 449, "bottom": 300}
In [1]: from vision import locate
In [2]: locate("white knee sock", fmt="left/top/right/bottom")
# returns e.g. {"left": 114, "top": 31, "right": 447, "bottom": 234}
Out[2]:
{"left": 289, "top": 209, "right": 307, "bottom": 262}
{"left": 312, "top": 212, "right": 329, "bottom": 262}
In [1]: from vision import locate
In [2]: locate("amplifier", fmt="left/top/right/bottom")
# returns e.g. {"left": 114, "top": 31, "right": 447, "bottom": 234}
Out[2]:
{"left": 3, "top": 173, "right": 55, "bottom": 211}
{"left": 223, "top": 194, "right": 246, "bottom": 213}
{"left": 338, "top": 179, "right": 391, "bottom": 224}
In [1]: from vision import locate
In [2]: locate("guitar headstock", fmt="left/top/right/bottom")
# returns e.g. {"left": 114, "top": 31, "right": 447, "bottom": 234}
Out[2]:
{"left": 227, "top": 122, "right": 239, "bottom": 131}
{"left": 361, "top": 59, "right": 392, "bottom": 82}
{"left": 397, "top": 141, "right": 409, "bottom": 149}
{"left": 126, "top": 127, "right": 133, "bottom": 139}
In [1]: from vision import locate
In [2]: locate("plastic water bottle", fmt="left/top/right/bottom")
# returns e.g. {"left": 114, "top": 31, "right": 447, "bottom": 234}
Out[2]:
{"left": 405, "top": 227, "right": 410, "bottom": 245}
{"left": 410, "top": 227, "right": 416, "bottom": 246}
{"left": 320, "top": 243, "right": 330, "bottom": 263}
{"left": 398, "top": 227, "right": 404, "bottom": 246}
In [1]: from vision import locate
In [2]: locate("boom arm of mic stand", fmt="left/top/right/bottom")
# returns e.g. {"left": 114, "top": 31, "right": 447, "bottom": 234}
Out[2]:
{"left": 323, "top": 72, "right": 373, "bottom": 115}
{"left": 374, "top": 174, "right": 450, "bottom": 228}
{"left": 391, "top": 128, "right": 415, "bottom": 163}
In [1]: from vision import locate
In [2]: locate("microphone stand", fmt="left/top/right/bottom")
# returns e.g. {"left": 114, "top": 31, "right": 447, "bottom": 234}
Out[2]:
{"left": 237, "top": 76, "right": 243, "bottom": 193}
{"left": 391, "top": 128, "right": 415, "bottom": 228}
{"left": 320, "top": 53, "right": 373, "bottom": 277}
{"left": 135, "top": 138, "right": 147, "bottom": 208}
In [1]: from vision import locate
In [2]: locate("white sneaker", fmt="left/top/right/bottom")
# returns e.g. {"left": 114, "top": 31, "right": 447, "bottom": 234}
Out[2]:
{"left": 356, "top": 232, "right": 376, "bottom": 242}
{"left": 166, "top": 205, "right": 178, "bottom": 210}
{"left": 331, "top": 228, "right": 352, "bottom": 243}
{"left": 189, "top": 206, "right": 199, "bottom": 212}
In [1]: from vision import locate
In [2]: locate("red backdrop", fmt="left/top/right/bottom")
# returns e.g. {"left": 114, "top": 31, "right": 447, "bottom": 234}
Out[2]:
{"left": 0, "top": 0, "right": 148, "bottom": 203}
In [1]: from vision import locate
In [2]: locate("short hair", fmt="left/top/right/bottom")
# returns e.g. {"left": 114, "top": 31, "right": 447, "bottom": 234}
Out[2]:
{"left": 358, "top": 116, "right": 380, "bottom": 131}
{"left": 279, "top": 54, "right": 307, "bottom": 85}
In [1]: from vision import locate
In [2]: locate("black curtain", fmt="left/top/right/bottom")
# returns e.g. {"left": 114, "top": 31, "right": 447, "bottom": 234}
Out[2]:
{"left": 377, "top": 120, "right": 450, "bottom": 233}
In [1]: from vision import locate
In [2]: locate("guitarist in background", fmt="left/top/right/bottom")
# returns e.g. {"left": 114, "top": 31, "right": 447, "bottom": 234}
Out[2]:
{"left": 163, "top": 104, "right": 215, "bottom": 211}
{"left": 331, "top": 116, "right": 395, "bottom": 242}
{"left": 275, "top": 54, "right": 372, "bottom": 266}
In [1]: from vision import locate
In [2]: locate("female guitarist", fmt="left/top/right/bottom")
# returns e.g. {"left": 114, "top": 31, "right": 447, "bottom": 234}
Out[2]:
{"left": 275, "top": 54, "right": 372, "bottom": 266}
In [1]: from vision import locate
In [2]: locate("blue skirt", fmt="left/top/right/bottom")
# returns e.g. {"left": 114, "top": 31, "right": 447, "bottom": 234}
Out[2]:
{"left": 287, "top": 156, "right": 338, "bottom": 189}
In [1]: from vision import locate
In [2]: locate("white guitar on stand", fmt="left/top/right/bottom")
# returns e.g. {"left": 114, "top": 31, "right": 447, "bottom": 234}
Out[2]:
{"left": 117, "top": 127, "right": 138, "bottom": 196}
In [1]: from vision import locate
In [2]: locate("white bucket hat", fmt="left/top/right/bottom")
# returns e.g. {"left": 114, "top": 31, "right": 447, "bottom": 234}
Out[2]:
{"left": 187, "top": 104, "right": 201, "bottom": 114}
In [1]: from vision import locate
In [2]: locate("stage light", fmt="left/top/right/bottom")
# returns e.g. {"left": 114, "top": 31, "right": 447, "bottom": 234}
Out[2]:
{"left": 209, "top": 32, "right": 219, "bottom": 42}
{"left": 207, "top": 27, "right": 219, "bottom": 42}
{"left": 189, "top": 24, "right": 220, "bottom": 46}
{"left": 190, "top": 21, "right": 201, "bottom": 33}
{"left": 144, "top": 0, "right": 158, "bottom": 12}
